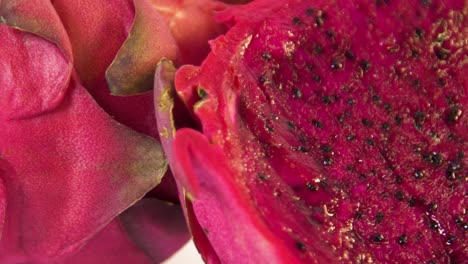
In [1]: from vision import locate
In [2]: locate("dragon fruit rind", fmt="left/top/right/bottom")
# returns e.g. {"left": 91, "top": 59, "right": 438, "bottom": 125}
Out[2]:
{"left": 169, "top": 0, "right": 467, "bottom": 263}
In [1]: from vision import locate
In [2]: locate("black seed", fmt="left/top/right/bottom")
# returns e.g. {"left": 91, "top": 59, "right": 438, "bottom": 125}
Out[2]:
{"left": 360, "top": 60, "right": 371, "bottom": 72}
{"left": 355, "top": 211, "right": 364, "bottom": 219}
{"left": 376, "top": 212, "right": 384, "bottom": 223}
{"left": 429, "top": 131, "right": 439, "bottom": 140}
{"left": 432, "top": 153, "right": 443, "bottom": 166}
{"left": 293, "top": 17, "right": 302, "bottom": 25}
{"left": 198, "top": 88, "right": 208, "bottom": 99}
{"left": 262, "top": 52, "right": 272, "bottom": 60}
{"left": 414, "top": 169, "right": 425, "bottom": 179}
{"left": 265, "top": 124, "right": 274, "bottom": 134}
{"left": 414, "top": 111, "right": 426, "bottom": 122}
{"left": 408, "top": 197, "right": 416, "bottom": 207}
{"left": 415, "top": 28, "right": 425, "bottom": 39}
{"left": 203, "top": 228, "right": 209, "bottom": 234}
{"left": 314, "top": 45, "right": 324, "bottom": 54}
{"left": 257, "top": 173, "right": 269, "bottom": 181}
{"left": 430, "top": 219, "right": 439, "bottom": 230}
{"left": 384, "top": 103, "right": 392, "bottom": 112}
{"left": 395, "top": 115, "right": 403, "bottom": 125}
{"left": 319, "top": 180, "right": 329, "bottom": 189}
{"left": 414, "top": 121, "right": 422, "bottom": 130}
{"left": 428, "top": 202, "right": 438, "bottom": 212}
{"left": 345, "top": 50, "right": 355, "bottom": 60}
{"left": 362, "top": 118, "right": 373, "bottom": 127}
{"left": 347, "top": 134, "right": 356, "bottom": 141}
{"left": 315, "top": 16, "right": 324, "bottom": 26}
{"left": 298, "top": 134, "right": 307, "bottom": 144}
{"left": 446, "top": 235, "right": 456, "bottom": 246}
{"left": 305, "top": 8, "right": 314, "bottom": 15}
{"left": 445, "top": 105, "right": 462, "bottom": 124}
{"left": 258, "top": 74, "right": 267, "bottom": 83}
{"left": 331, "top": 59, "right": 343, "bottom": 70}
{"left": 437, "top": 78, "right": 446, "bottom": 87}
{"left": 325, "top": 30, "right": 334, "bottom": 38}
{"left": 287, "top": 121, "right": 296, "bottom": 129}
{"left": 381, "top": 122, "right": 390, "bottom": 131}
{"left": 398, "top": 234, "right": 408, "bottom": 245}
{"left": 435, "top": 48, "right": 450, "bottom": 60}
{"left": 323, "top": 157, "right": 333, "bottom": 166}
{"left": 446, "top": 169, "right": 458, "bottom": 180}
{"left": 320, "top": 144, "right": 332, "bottom": 153}
{"left": 411, "top": 49, "right": 420, "bottom": 58}
{"left": 312, "top": 119, "right": 323, "bottom": 128}
{"left": 297, "top": 146, "right": 309, "bottom": 153}
{"left": 292, "top": 87, "right": 303, "bottom": 99}
{"left": 295, "top": 241, "right": 307, "bottom": 251}
{"left": 348, "top": 98, "right": 356, "bottom": 105}
{"left": 448, "top": 132, "right": 455, "bottom": 140}
{"left": 396, "top": 175, "right": 403, "bottom": 184}
{"left": 312, "top": 74, "right": 322, "bottom": 83}
{"left": 306, "top": 182, "right": 318, "bottom": 191}
{"left": 454, "top": 216, "right": 467, "bottom": 230}
{"left": 446, "top": 161, "right": 461, "bottom": 180}
{"left": 372, "top": 95, "right": 381, "bottom": 103}
{"left": 322, "top": 95, "right": 332, "bottom": 104}
{"left": 445, "top": 95, "right": 456, "bottom": 105}
{"left": 395, "top": 190, "right": 405, "bottom": 201}
{"left": 423, "top": 152, "right": 443, "bottom": 166}
{"left": 365, "top": 138, "right": 375, "bottom": 146}
{"left": 371, "top": 234, "right": 385, "bottom": 243}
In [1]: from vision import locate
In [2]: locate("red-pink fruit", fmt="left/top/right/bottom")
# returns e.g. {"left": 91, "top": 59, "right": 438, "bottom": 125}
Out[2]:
{"left": 62, "top": 199, "right": 189, "bottom": 264}
{"left": 168, "top": 0, "right": 467, "bottom": 263}
{"left": 0, "top": 4, "right": 169, "bottom": 262}
{"left": 106, "top": 0, "right": 228, "bottom": 96}
{"left": 154, "top": 59, "right": 220, "bottom": 263}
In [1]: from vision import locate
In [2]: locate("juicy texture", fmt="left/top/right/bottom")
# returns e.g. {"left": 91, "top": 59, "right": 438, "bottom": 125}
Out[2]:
{"left": 174, "top": 0, "right": 467, "bottom": 263}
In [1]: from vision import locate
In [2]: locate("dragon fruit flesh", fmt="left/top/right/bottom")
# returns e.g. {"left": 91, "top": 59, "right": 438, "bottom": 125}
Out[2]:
{"left": 162, "top": 0, "right": 467, "bottom": 263}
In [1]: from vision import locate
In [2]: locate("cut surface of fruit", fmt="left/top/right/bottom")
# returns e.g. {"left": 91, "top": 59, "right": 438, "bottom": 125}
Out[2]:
{"left": 173, "top": 0, "right": 467, "bottom": 263}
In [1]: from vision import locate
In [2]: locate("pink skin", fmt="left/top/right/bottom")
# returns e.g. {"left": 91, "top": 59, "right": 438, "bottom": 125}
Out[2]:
{"left": 104, "top": 0, "right": 228, "bottom": 96}
{"left": 52, "top": 0, "right": 232, "bottom": 203}
{"left": 63, "top": 199, "right": 190, "bottom": 264}
{"left": 0, "top": 0, "right": 72, "bottom": 119}
{"left": 0, "top": 0, "right": 193, "bottom": 262}
{"left": 53, "top": 0, "right": 179, "bottom": 202}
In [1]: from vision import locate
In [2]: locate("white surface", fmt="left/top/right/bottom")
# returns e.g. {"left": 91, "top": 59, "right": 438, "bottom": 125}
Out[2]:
{"left": 163, "top": 240, "right": 204, "bottom": 264}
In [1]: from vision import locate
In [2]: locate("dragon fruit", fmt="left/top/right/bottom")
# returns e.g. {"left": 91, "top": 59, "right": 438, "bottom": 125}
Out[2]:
{"left": 156, "top": 0, "right": 467, "bottom": 263}
{"left": 0, "top": 0, "right": 195, "bottom": 262}
{"left": 105, "top": 0, "right": 228, "bottom": 96}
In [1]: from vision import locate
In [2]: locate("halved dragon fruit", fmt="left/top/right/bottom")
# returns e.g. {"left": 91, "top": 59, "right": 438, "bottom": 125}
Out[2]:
{"left": 158, "top": 0, "right": 467, "bottom": 263}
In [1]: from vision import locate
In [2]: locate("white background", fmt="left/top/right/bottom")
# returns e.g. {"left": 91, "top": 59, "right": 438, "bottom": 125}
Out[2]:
{"left": 163, "top": 240, "right": 204, "bottom": 264}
